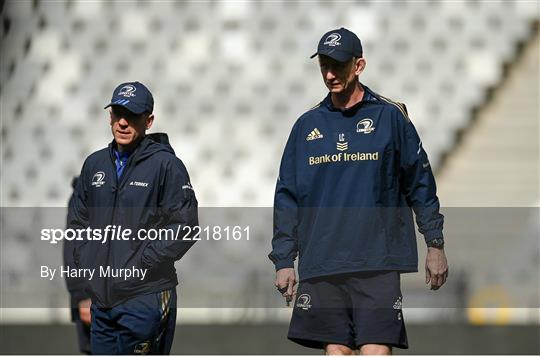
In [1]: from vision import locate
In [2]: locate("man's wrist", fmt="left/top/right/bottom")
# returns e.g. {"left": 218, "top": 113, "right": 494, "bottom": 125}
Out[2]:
{"left": 427, "top": 238, "right": 444, "bottom": 249}
{"left": 274, "top": 260, "right": 295, "bottom": 271}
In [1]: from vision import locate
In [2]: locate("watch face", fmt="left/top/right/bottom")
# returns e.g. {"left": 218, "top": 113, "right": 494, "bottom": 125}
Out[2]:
{"left": 428, "top": 239, "right": 444, "bottom": 247}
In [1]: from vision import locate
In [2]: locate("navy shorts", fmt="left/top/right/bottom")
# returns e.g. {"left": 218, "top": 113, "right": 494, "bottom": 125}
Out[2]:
{"left": 288, "top": 271, "right": 408, "bottom": 350}
{"left": 91, "top": 289, "right": 177, "bottom": 355}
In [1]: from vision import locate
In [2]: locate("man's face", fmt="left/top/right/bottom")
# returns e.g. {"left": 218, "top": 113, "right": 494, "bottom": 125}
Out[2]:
{"left": 319, "top": 55, "right": 364, "bottom": 93}
{"left": 109, "top": 106, "right": 153, "bottom": 151}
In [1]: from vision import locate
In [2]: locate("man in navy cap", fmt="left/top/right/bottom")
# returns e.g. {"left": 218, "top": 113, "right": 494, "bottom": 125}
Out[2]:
{"left": 270, "top": 28, "right": 448, "bottom": 355}
{"left": 67, "top": 81, "right": 198, "bottom": 354}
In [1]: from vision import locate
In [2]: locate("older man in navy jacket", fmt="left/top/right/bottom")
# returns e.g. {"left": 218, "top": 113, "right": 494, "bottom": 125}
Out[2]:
{"left": 270, "top": 28, "right": 448, "bottom": 355}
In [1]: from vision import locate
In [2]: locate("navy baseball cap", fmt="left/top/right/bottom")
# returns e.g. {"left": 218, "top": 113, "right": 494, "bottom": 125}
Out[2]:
{"left": 310, "top": 27, "right": 363, "bottom": 62}
{"left": 104, "top": 81, "right": 154, "bottom": 114}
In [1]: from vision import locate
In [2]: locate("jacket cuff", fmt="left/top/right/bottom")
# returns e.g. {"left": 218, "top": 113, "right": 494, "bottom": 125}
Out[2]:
{"left": 274, "top": 259, "right": 295, "bottom": 271}
{"left": 424, "top": 230, "right": 444, "bottom": 243}
{"left": 70, "top": 290, "right": 91, "bottom": 304}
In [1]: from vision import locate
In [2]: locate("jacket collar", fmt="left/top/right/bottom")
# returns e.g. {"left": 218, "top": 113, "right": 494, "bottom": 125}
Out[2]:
{"left": 108, "top": 133, "right": 175, "bottom": 165}
{"left": 108, "top": 135, "right": 150, "bottom": 165}
{"left": 322, "top": 82, "right": 380, "bottom": 114}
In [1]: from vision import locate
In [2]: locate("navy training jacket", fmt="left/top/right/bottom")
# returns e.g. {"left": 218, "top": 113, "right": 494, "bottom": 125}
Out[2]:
{"left": 66, "top": 133, "right": 198, "bottom": 307}
{"left": 269, "top": 84, "right": 444, "bottom": 281}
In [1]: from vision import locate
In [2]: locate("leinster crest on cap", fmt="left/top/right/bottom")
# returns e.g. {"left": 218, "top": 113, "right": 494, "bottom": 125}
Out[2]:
{"left": 118, "top": 85, "right": 137, "bottom": 97}
{"left": 323, "top": 33, "right": 341, "bottom": 47}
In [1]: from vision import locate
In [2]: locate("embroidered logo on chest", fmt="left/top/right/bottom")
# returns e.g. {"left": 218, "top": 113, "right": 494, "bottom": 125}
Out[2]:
{"left": 356, "top": 118, "right": 375, "bottom": 134}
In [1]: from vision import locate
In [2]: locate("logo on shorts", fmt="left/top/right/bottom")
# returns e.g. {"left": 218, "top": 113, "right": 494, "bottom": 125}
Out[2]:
{"left": 393, "top": 296, "right": 402, "bottom": 310}
{"left": 91, "top": 171, "right": 106, "bottom": 188}
{"left": 134, "top": 341, "right": 151, "bottom": 354}
{"left": 118, "top": 85, "right": 137, "bottom": 97}
{"left": 296, "top": 294, "right": 312, "bottom": 310}
{"left": 356, "top": 118, "right": 375, "bottom": 134}
{"left": 323, "top": 33, "right": 341, "bottom": 47}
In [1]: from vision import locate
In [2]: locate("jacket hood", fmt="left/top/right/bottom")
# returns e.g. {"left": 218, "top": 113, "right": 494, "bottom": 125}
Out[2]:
{"left": 145, "top": 132, "right": 175, "bottom": 155}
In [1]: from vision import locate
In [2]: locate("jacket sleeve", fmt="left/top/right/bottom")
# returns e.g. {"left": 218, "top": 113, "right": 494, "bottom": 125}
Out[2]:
{"left": 64, "top": 169, "right": 91, "bottom": 303}
{"left": 141, "top": 158, "right": 199, "bottom": 269}
{"left": 269, "top": 121, "right": 300, "bottom": 270}
{"left": 397, "top": 106, "right": 444, "bottom": 243}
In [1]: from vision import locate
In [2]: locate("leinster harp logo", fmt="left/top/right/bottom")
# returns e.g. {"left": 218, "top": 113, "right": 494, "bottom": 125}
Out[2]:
{"left": 357, "top": 118, "right": 375, "bottom": 134}
{"left": 91, "top": 171, "right": 106, "bottom": 188}
{"left": 336, "top": 133, "right": 348, "bottom": 151}
{"left": 118, "top": 85, "right": 137, "bottom": 97}
{"left": 296, "top": 294, "right": 312, "bottom": 310}
{"left": 323, "top": 33, "right": 342, "bottom": 47}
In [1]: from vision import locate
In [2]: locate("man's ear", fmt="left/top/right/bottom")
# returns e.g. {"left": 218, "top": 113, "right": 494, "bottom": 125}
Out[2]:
{"left": 355, "top": 58, "right": 366, "bottom": 76}
{"left": 145, "top": 113, "right": 155, "bottom": 130}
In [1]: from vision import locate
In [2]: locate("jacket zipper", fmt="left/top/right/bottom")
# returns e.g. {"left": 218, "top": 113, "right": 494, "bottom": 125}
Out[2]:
{"left": 104, "top": 150, "right": 119, "bottom": 305}
{"left": 105, "top": 148, "right": 140, "bottom": 305}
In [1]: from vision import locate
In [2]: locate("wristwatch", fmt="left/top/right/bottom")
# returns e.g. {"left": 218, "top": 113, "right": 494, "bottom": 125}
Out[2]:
{"left": 427, "top": 238, "right": 444, "bottom": 249}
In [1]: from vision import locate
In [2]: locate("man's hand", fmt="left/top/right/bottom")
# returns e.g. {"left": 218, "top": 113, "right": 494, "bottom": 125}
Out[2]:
{"left": 78, "top": 298, "right": 92, "bottom": 325}
{"left": 425, "top": 247, "right": 448, "bottom": 290}
{"left": 275, "top": 268, "right": 297, "bottom": 305}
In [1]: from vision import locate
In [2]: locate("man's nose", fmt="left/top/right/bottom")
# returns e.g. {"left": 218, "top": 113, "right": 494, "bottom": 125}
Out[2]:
{"left": 118, "top": 117, "right": 129, "bottom": 126}
{"left": 325, "top": 70, "right": 336, "bottom": 80}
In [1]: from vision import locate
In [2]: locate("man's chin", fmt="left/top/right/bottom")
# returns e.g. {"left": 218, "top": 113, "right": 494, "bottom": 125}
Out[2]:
{"left": 114, "top": 137, "right": 134, "bottom": 147}
{"left": 326, "top": 84, "right": 343, "bottom": 92}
